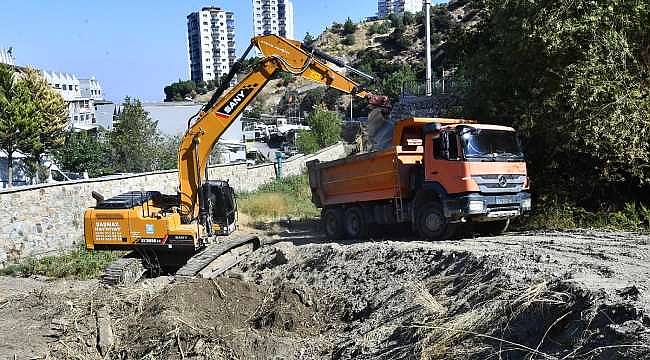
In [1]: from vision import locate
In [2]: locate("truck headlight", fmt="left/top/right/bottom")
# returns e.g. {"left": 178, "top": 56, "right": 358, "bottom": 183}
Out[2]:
{"left": 468, "top": 200, "right": 485, "bottom": 213}
{"left": 521, "top": 198, "right": 532, "bottom": 210}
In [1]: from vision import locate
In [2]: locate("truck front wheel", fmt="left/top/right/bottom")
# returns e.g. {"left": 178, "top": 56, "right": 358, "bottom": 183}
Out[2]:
{"left": 344, "top": 206, "right": 368, "bottom": 239}
{"left": 322, "top": 208, "right": 345, "bottom": 239}
{"left": 416, "top": 202, "right": 456, "bottom": 241}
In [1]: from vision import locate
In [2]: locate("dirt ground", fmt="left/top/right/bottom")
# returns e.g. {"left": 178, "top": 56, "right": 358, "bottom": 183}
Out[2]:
{"left": 1, "top": 227, "right": 649, "bottom": 359}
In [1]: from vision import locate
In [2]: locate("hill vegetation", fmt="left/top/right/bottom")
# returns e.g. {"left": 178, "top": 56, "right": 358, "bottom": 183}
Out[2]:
{"left": 307, "top": 1, "right": 650, "bottom": 228}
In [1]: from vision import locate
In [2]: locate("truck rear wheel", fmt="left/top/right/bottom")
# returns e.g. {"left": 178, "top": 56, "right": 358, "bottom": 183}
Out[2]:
{"left": 474, "top": 219, "right": 510, "bottom": 236}
{"left": 322, "top": 208, "right": 345, "bottom": 239}
{"left": 416, "top": 202, "right": 456, "bottom": 241}
{"left": 344, "top": 206, "right": 368, "bottom": 239}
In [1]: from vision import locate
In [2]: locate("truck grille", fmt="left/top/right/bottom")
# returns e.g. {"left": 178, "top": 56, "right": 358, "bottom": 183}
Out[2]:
{"left": 472, "top": 175, "right": 526, "bottom": 194}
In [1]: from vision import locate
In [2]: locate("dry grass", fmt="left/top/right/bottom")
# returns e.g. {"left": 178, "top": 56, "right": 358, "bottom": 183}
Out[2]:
{"left": 238, "top": 193, "right": 289, "bottom": 221}
{"left": 419, "top": 281, "right": 571, "bottom": 360}
{"left": 237, "top": 174, "right": 320, "bottom": 222}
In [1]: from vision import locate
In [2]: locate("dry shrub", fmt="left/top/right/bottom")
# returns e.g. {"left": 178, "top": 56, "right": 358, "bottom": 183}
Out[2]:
{"left": 239, "top": 192, "right": 289, "bottom": 221}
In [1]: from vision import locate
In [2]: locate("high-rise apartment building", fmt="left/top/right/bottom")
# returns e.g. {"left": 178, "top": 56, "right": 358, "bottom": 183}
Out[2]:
{"left": 187, "top": 7, "right": 236, "bottom": 83}
{"left": 378, "top": 0, "right": 423, "bottom": 18}
{"left": 252, "top": 0, "right": 294, "bottom": 40}
{"left": 0, "top": 47, "right": 15, "bottom": 66}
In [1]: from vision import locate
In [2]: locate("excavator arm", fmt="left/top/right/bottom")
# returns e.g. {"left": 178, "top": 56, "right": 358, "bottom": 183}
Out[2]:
{"left": 178, "top": 34, "right": 380, "bottom": 223}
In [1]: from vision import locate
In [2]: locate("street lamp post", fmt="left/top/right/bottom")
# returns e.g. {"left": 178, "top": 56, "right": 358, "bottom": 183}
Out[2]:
{"left": 424, "top": 0, "right": 432, "bottom": 96}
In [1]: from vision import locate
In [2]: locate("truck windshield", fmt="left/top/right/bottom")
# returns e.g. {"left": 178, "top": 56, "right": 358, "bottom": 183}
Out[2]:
{"left": 460, "top": 128, "right": 524, "bottom": 161}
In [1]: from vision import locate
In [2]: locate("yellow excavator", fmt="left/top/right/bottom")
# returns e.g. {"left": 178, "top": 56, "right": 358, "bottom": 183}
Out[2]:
{"left": 84, "top": 35, "right": 384, "bottom": 284}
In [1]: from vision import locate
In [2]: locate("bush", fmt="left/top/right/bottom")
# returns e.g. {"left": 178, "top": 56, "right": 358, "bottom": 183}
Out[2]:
{"left": 342, "top": 34, "right": 356, "bottom": 46}
{"left": 0, "top": 245, "right": 120, "bottom": 279}
{"left": 368, "top": 22, "right": 391, "bottom": 35}
{"left": 296, "top": 105, "right": 342, "bottom": 154}
{"left": 515, "top": 201, "right": 650, "bottom": 232}
{"left": 343, "top": 17, "right": 357, "bottom": 35}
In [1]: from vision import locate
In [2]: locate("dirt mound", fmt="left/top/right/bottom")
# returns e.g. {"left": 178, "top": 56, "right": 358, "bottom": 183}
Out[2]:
{"left": 120, "top": 278, "right": 326, "bottom": 359}
{"left": 234, "top": 241, "right": 650, "bottom": 359}
{"left": 21, "top": 277, "right": 330, "bottom": 359}
{"left": 2, "top": 230, "right": 649, "bottom": 359}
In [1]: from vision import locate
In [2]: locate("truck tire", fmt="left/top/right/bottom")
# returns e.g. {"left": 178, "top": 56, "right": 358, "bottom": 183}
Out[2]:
{"left": 343, "top": 206, "right": 368, "bottom": 239}
{"left": 416, "top": 202, "right": 456, "bottom": 241}
{"left": 322, "top": 208, "right": 345, "bottom": 239}
{"left": 474, "top": 219, "right": 510, "bottom": 236}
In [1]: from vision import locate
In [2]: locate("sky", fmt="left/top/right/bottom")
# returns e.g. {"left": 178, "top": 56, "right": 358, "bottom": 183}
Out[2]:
{"left": 0, "top": 0, "right": 378, "bottom": 102}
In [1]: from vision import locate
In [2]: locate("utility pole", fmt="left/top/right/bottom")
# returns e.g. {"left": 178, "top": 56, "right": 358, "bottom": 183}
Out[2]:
{"left": 424, "top": 0, "right": 432, "bottom": 96}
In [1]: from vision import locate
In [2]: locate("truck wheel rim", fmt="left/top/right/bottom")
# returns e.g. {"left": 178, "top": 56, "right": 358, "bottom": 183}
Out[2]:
{"left": 347, "top": 214, "right": 360, "bottom": 235}
{"left": 424, "top": 213, "right": 443, "bottom": 234}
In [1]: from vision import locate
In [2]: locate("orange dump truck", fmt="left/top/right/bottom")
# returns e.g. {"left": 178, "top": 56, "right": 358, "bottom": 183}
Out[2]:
{"left": 307, "top": 118, "right": 531, "bottom": 240}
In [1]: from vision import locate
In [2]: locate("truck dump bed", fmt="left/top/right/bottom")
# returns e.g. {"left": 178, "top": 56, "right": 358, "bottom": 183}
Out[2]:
{"left": 307, "top": 146, "right": 423, "bottom": 207}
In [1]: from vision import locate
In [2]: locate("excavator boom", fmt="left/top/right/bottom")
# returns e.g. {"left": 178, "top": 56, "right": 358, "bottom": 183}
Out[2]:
{"left": 178, "top": 34, "right": 374, "bottom": 222}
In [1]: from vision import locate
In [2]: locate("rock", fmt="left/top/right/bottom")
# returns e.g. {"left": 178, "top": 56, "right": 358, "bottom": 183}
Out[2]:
{"left": 96, "top": 308, "right": 114, "bottom": 356}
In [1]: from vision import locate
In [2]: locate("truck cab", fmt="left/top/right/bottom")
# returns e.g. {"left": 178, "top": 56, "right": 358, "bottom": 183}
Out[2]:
{"left": 418, "top": 122, "right": 531, "bottom": 237}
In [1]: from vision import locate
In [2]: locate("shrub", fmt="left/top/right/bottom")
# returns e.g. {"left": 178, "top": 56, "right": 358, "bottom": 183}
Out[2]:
{"left": 342, "top": 34, "right": 356, "bottom": 46}
{"left": 368, "top": 22, "right": 391, "bottom": 35}
{"left": 1, "top": 245, "right": 120, "bottom": 279}
{"left": 343, "top": 17, "right": 357, "bottom": 35}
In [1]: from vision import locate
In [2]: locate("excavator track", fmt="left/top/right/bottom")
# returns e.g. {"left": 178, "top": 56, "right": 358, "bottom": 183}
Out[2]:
{"left": 176, "top": 235, "right": 261, "bottom": 278}
{"left": 101, "top": 257, "right": 147, "bottom": 286}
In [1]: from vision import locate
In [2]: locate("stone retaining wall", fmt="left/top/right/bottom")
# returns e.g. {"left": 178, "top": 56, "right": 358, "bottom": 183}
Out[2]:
{"left": 0, "top": 143, "right": 347, "bottom": 265}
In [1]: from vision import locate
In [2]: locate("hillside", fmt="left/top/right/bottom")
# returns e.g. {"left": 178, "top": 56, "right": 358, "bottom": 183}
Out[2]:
{"left": 195, "top": 1, "right": 479, "bottom": 118}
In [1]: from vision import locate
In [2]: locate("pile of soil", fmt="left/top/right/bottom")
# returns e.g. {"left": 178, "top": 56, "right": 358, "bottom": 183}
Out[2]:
{"left": 232, "top": 241, "right": 650, "bottom": 359}
{"left": 37, "top": 277, "right": 331, "bottom": 359}
{"left": 1, "top": 230, "right": 648, "bottom": 359}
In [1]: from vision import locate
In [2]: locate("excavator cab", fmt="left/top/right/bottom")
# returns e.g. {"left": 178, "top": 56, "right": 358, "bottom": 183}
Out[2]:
{"left": 202, "top": 180, "right": 237, "bottom": 237}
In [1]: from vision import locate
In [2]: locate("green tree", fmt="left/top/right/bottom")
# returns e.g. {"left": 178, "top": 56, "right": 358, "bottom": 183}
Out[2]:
{"left": 0, "top": 65, "right": 38, "bottom": 187}
{"left": 296, "top": 105, "right": 341, "bottom": 154}
{"left": 110, "top": 98, "right": 161, "bottom": 173}
{"left": 448, "top": 0, "right": 650, "bottom": 207}
{"left": 343, "top": 18, "right": 357, "bottom": 35}
{"left": 380, "top": 65, "right": 417, "bottom": 100}
{"left": 164, "top": 80, "right": 197, "bottom": 102}
{"left": 303, "top": 32, "right": 316, "bottom": 47}
{"left": 55, "top": 130, "right": 111, "bottom": 177}
{"left": 154, "top": 134, "right": 180, "bottom": 171}
{"left": 20, "top": 68, "right": 68, "bottom": 183}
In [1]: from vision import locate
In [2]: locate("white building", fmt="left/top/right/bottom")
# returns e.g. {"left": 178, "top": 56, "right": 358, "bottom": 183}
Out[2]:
{"left": 0, "top": 47, "right": 15, "bottom": 66}
{"left": 79, "top": 77, "right": 103, "bottom": 100}
{"left": 252, "top": 0, "right": 294, "bottom": 40}
{"left": 187, "top": 7, "right": 236, "bottom": 83}
{"left": 378, "top": 0, "right": 423, "bottom": 18}
{"left": 42, "top": 71, "right": 109, "bottom": 130}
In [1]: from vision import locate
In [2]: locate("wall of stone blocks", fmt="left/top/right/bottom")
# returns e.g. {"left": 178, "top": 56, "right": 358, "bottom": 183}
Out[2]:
{"left": 0, "top": 143, "right": 346, "bottom": 266}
